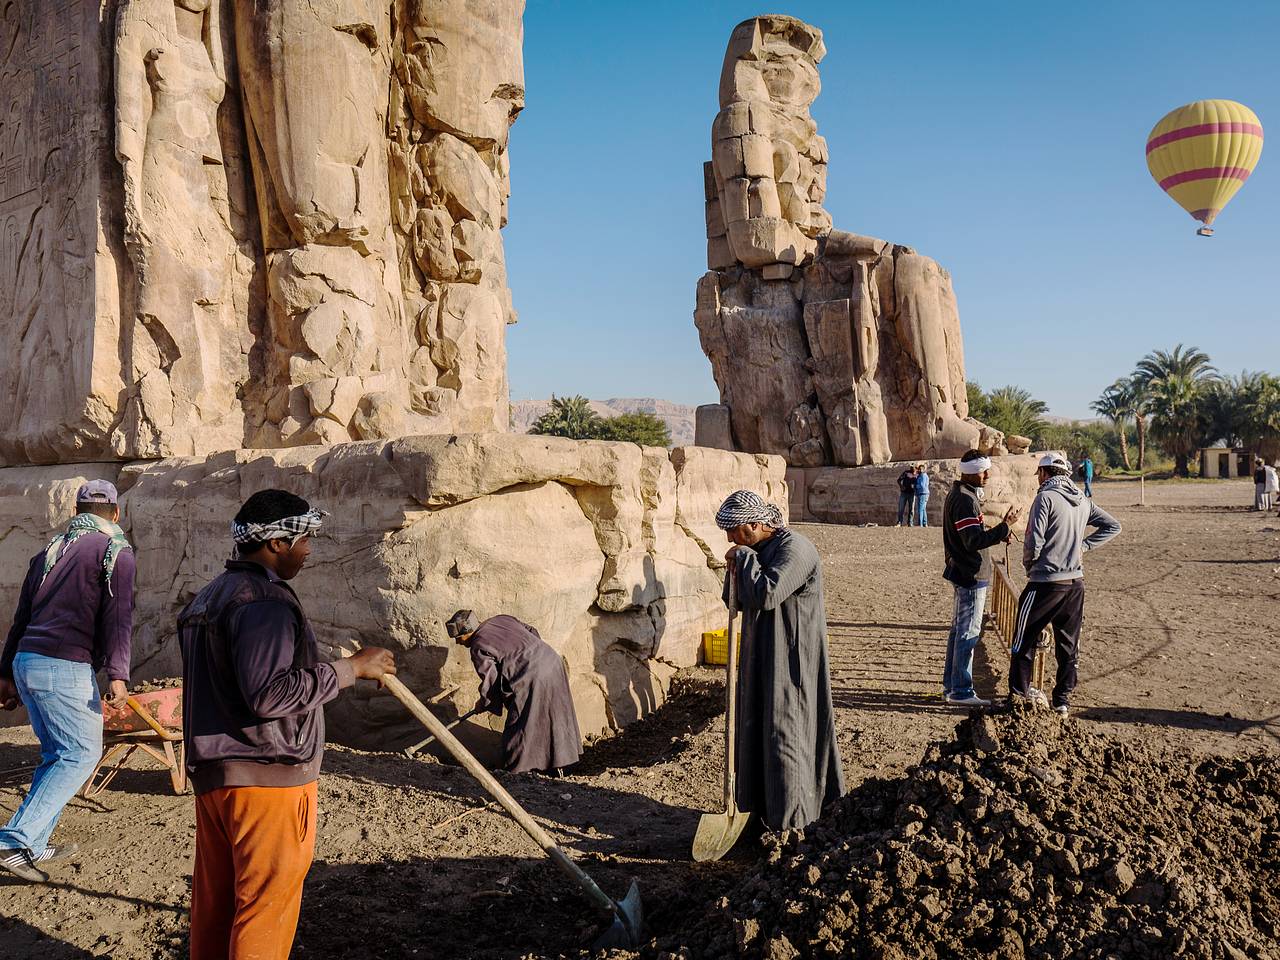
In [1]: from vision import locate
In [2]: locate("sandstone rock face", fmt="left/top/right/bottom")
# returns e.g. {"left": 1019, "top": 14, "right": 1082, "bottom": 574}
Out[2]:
{"left": 698, "top": 16, "right": 1003, "bottom": 470}
{"left": 0, "top": 0, "right": 525, "bottom": 466}
{"left": 787, "top": 456, "right": 1041, "bottom": 527}
{"left": 0, "top": 436, "right": 786, "bottom": 747}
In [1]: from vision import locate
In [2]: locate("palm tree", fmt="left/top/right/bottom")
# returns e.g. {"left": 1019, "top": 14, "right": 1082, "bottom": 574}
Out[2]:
{"left": 1090, "top": 379, "right": 1134, "bottom": 470}
{"left": 983, "top": 386, "right": 1049, "bottom": 442}
{"left": 1236, "top": 372, "right": 1280, "bottom": 459}
{"left": 1132, "top": 345, "right": 1218, "bottom": 476}
{"left": 1134, "top": 344, "right": 1217, "bottom": 385}
{"left": 528, "top": 394, "right": 603, "bottom": 439}
{"left": 1144, "top": 373, "right": 1213, "bottom": 475}
{"left": 1127, "top": 375, "right": 1151, "bottom": 471}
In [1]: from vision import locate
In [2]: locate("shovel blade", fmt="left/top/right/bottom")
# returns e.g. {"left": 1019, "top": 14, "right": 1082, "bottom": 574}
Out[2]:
{"left": 591, "top": 880, "right": 644, "bottom": 951}
{"left": 691, "top": 808, "right": 752, "bottom": 862}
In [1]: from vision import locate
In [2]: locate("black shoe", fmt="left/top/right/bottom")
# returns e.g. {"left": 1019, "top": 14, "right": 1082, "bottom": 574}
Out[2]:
{"left": 0, "top": 848, "right": 49, "bottom": 883}
{"left": 34, "top": 842, "right": 79, "bottom": 865}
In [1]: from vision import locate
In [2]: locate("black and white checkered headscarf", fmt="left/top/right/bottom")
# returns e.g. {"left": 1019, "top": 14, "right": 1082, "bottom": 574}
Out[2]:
{"left": 715, "top": 490, "right": 784, "bottom": 530}
{"left": 231, "top": 507, "right": 328, "bottom": 546}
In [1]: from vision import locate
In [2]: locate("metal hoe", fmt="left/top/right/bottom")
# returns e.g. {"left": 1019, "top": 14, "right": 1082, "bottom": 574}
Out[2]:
{"left": 691, "top": 563, "right": 752, "bottom": 861}
{"left": 402, "top": 705, "right": 484, "bottom": 758}
{"left": 382, "top": 674, "right": 644, "bottom": 950}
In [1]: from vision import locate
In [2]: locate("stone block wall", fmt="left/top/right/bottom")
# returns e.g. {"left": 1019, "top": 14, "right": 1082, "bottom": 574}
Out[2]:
{"left": 0, "top": 436, "right": 786, "bottom": 749}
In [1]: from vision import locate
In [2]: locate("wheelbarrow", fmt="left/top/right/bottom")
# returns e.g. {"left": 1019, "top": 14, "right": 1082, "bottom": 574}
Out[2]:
{"left": 82, "top": 687, "right": 186, "bottom": 797}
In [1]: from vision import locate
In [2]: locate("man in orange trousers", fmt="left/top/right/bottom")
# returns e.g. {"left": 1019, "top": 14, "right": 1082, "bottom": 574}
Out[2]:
{"left": 178, "top": 490, "right": 396, "bottom": 959}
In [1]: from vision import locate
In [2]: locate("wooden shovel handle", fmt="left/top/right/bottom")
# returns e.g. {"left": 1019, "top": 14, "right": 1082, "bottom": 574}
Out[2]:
{"left": 723, "top": 562, "right": 740, "bottom": 810}
{"left": 381, "top": 674, "right": 620, "bottom": 919}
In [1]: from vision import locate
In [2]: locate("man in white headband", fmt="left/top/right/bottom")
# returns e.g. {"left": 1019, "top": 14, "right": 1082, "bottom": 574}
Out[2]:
{"left": 940, "top": 450, "right": 1021, "bottom": 707}
{"left": 178, "top": 489, "right": 396, "bottom": 959}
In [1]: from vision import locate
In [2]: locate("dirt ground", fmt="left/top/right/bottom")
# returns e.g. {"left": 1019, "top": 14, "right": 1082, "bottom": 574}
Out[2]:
{"left": 1, "top": 478, "right": 1276, "bottom": 959}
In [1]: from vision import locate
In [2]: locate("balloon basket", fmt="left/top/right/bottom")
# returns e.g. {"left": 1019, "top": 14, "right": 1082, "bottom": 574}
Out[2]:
{"left": 1196, "top": 227, "right": 1214, "bottom": 237}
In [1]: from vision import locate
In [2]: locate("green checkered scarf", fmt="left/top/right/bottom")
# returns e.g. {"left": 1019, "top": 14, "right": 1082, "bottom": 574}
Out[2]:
{"left": 39, "top": 513, "right": 132, "bottom": 596}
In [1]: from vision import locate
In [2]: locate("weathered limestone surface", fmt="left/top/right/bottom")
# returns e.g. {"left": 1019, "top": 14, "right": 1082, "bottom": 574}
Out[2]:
{"left": 0, "top": 436, "right": 786, "bottom": 747}
{"left": 0, "top": 0, "right": 525, "bottom": 465}
{"left": 0, "top": 3, "right": 122, "bottom": 465}
{"left": 697, "top": 15, "right": 1004, "bottom": 469}
{"left": 786, "top": 456, "right": 1041, "bottom": 526}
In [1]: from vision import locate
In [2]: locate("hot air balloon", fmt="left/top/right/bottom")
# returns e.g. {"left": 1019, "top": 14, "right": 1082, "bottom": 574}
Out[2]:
{"left": 1145, "top": 100, "right": 1263, "bottom": 236}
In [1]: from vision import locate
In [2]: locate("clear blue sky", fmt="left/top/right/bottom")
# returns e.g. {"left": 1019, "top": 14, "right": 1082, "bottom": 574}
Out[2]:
{"left": 504, "top": 1, "right": 1279, "bottom": 419}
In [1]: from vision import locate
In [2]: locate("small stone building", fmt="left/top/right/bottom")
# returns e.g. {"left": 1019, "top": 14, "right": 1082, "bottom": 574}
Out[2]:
{"left": 1199, "top": 446, "right": 1252, "bottom": 478}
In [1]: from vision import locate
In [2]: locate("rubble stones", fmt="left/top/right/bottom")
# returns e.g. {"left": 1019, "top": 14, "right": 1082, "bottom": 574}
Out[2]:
{"left": 620, "top": 708, "right": 1280, "bottom": 959}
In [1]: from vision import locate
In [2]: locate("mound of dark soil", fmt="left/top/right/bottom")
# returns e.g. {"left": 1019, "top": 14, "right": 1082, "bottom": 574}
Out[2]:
{"left": 626, "top": 706, "right": 1280, "bottom": 960}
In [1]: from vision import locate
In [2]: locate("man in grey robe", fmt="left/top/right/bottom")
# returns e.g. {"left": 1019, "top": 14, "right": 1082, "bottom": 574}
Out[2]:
{"left": 446, "top": 610, "right": 582, "bottom": 775}
{"left": 716, "top": 490, "right": 845, "bottom": 832}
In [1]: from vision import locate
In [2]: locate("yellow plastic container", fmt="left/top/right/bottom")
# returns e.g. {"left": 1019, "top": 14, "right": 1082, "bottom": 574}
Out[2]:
{"left": 702, "top": 628, "right": 729, "bottom": 665}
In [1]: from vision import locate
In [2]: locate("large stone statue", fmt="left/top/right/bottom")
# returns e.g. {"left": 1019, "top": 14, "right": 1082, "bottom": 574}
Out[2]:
{"left": 697, "top": 15, "right": 1003, "bottom": 468}
{"left": 0, "top": 0, "right": 524, "bottom": 465}
{"left": 115, "top": 0, "right": 246, "bottom": 456}
{"left": 0, "top": 2, "right": 788, "bottom": 750}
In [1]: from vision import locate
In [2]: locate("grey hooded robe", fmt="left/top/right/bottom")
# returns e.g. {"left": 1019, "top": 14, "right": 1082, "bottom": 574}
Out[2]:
{"left": 727, "top": 527, "right": 845, "bottom": 831}
{"left": 470, "top": 615, "right": 582, "bottom": 774}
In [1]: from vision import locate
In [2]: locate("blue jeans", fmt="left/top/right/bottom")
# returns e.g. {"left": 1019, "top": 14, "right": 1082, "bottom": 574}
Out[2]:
{"left": 913, "top": 495, "right": 929, "bottom": 527}
{"left": 1083, "top": 479, "right": 1093, "bottom": 497}
{"left": 943, "top": 583, "right": 988, "bottom": 699}
{"left": 897, "top": 491, "right": 915, "bottom": 524}
{"left": 0, "top": 653, "right": 102, "bottom": 855}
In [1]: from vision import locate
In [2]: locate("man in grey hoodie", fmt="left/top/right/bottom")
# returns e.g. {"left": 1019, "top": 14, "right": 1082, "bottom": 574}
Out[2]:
{"left": 1009, "top": 453, "right": 1121, "bottom": 716}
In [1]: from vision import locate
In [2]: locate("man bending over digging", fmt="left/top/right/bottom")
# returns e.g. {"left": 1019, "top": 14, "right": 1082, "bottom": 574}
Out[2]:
{"left": 178, "top": 489, "right": 396, "bottom": 960}
{"left": 716, "top": 489, "right": 845, "bottom": 832}
{"left": 447, "top": 609, "right": 582, "bottom": 775}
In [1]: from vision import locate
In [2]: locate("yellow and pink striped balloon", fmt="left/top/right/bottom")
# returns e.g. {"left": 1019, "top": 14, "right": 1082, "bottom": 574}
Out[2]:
{"left": 1145, "top": 99, "right": 1263, "bottom": 236}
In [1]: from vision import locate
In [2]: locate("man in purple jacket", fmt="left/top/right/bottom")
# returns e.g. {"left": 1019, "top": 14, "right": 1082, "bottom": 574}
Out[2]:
{"left": 0, "top": 479, "right": 134, "bottom": 882}
{"left": 179, "top": 489, "right": 395, "bottom": 959}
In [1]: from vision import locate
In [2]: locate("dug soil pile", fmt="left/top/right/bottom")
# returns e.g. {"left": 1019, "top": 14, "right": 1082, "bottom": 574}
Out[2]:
{"left": 625, "top": 706, "right": 1280, "bottom": 960}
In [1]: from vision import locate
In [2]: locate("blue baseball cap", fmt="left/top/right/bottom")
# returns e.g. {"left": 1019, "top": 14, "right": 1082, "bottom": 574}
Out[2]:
{"left": 75, "top": 479, "right": 119, "bottom": 505}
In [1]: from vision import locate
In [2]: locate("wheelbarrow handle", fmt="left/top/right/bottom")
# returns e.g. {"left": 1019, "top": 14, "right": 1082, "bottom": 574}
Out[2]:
{"left": 124, "top": 695, "right": 176, "bottom": 740}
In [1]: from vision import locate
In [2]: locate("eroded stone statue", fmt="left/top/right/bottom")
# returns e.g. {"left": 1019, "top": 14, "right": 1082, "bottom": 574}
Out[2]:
{"left": 0, "top": 0, "right": 526, "bottom": 464}
{"left": 115, "top": 0, "right": 245, "bottom": 456}
{"left": 697, "top": 15, "right": 1002, "bottom": 467}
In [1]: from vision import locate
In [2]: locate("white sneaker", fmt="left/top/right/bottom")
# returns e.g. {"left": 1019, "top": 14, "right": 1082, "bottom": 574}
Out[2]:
{"left": 946, "top": 694, "right": 991, "bottom": 707}
{"left": 1054, "top": 704, "right": 1069, "bottom": 717}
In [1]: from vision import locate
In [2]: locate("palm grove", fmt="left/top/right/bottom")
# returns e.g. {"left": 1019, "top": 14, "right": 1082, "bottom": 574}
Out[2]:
{"left": 969, "top": 345, "right": 1280, "bottom": 477}
{"left": 525, "top": 395, "right": 672, "bottom": 447}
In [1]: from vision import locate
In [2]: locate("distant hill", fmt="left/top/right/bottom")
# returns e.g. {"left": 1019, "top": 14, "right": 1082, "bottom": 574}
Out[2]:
{"left": 510, "top": 398, "right": 697, "bottom": 447}
{"left": 1044, "top": 414, "right": 1104, "bottom": 426}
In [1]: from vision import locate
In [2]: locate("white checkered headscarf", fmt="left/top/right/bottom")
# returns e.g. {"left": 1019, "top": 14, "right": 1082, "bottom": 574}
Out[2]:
{"left": 715, "top": 490, "right": 784, "bottom": 531}
{"left": 231, "top": 507, "right": 328, "bottom": 546}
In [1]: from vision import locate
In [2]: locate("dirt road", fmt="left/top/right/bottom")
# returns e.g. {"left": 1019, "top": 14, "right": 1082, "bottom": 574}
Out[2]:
{"left": 1, "top": 478, "right": 1275, "bottom": 958}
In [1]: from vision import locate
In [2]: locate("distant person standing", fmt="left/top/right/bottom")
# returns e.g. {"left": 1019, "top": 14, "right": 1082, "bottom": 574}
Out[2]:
{"left": 0, "top": 480, "right": 134, "bottom": 883}
{"left": 941, "top": 451, "right": 1021, "bottom": 707}
{"left": 1255, "top": 458, "right": 1270, "bottom": 511}
{"left": 895, "top": 465, "right": 918, "bottom": 527}
{"left": 1080, "top": 455, "right": 1095, "bottom": 498}
{"left": 1009, "top": 454, "right": 1121, "bottom": 717}
{"left": 1264, "top": 460, "right": 1279, "bottom": 511}
{"left": 913, "top": 464, "right": 931, "bottom": 527}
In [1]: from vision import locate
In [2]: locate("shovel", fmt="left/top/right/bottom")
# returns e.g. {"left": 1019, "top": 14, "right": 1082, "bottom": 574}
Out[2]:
{"left": 402, "top": 705, "right": 484, "bottom": 758}
{"left": 382, "top": 674, "right": 644, "bottom": 950}
{"left": 692, "top": 562, "right": 752, "bottom": 861}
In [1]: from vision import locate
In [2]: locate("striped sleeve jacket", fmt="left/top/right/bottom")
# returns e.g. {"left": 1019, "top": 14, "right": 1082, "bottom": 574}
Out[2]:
{"left": 942, "top": 481, "right": 1010, "bottom": 588}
